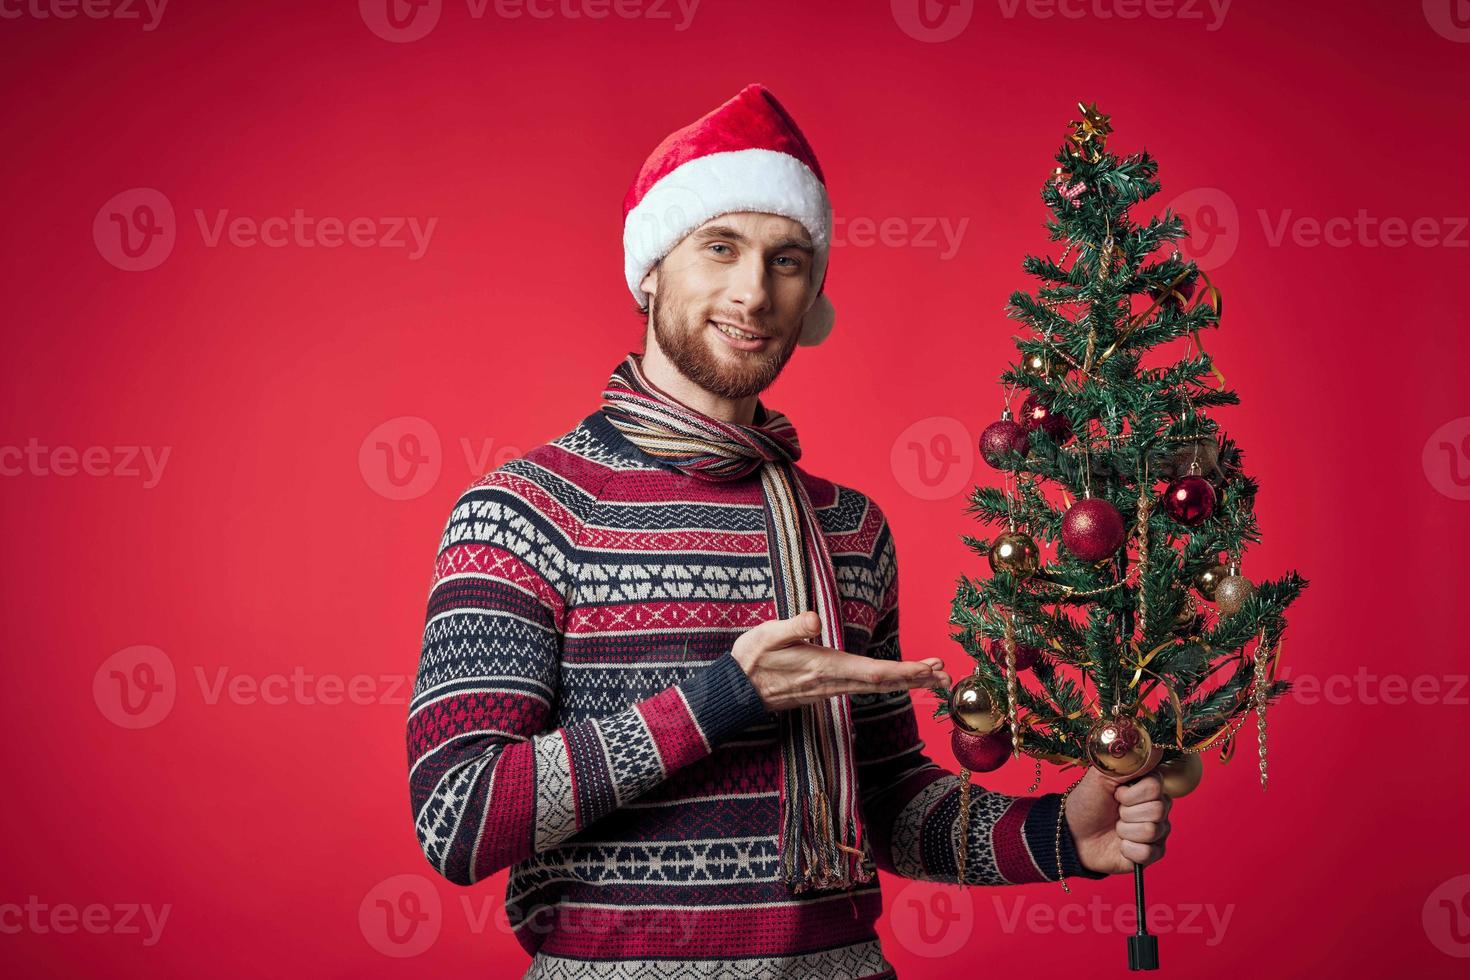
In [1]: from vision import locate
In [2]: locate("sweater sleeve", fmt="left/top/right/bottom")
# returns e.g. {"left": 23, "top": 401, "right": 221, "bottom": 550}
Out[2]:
{"left": 407, "top": 467, "right": 770, "bottom": 887}
{"left": 852, "top": 511, "right": 1111, "bottom": 886}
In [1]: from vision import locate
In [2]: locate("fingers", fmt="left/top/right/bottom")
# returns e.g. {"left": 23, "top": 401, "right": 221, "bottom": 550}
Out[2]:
{"left": 1115, "top": 818, "right": 1171, "bottom": 844}
{"left": 1114, "top": 774, "right": 1165, "bottom": 806}
{"left": 1118, "top": 798, "right": 1171, "bottom": 823}
{"left": 823, "top": 651, "right": 937, "bottom": 694}
{"left": 1114, "top": 775, "right": 1171, "bottom": 867}
{"left": 1119, "top": 840, "right": 1166, "bottom": 867}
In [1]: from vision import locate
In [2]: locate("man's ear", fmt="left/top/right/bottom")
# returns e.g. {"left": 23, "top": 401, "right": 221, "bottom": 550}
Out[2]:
{"left": 640, "top": 264, "right": 658, "bottom": 298}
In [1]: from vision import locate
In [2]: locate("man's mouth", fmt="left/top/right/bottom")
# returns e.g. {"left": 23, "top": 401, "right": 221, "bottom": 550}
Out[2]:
{"left": 708, "top": 319, "right": 769, "bottom": 350}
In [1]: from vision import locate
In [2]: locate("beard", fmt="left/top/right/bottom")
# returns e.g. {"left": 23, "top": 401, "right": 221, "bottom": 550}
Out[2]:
{"left": 649, "top": 289, "right": 801, "bottom": 402}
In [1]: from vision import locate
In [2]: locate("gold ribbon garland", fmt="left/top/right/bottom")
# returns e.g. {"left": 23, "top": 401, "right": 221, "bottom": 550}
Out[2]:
{"left": 1095, "top": 266, "right": 1228, "bottom": 389}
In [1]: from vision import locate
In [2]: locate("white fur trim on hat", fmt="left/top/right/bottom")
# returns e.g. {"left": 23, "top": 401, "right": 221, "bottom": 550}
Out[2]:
{"left": 624, "top": 147, "right": 835, "bottom": 346}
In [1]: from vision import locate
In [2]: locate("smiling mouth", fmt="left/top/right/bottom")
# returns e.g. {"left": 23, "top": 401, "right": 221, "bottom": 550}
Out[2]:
{"left": 709, "top": 320, "right": 768, "bottom": 341}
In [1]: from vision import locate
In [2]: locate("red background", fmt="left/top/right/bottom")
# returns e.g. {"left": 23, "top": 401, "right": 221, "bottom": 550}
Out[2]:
{"left": 3, "top": 0, "right": 1468, "bottom": 976}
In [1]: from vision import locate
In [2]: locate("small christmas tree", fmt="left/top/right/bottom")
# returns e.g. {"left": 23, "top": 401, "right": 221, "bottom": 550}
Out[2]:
{"left": 937, "top": 103, "right": 1308, "bottom": 968}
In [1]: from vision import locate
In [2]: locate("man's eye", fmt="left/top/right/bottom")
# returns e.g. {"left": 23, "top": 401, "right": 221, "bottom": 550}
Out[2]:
{"left": 708, "top": 243, "right": 732, "bottom": 255}
{"left": 774, "top": 256, "right": 802, "bottom": 268}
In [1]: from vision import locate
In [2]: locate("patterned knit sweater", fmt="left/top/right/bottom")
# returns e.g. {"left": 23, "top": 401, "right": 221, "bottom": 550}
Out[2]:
{"left": 407, "top": 408, "right": 1105, "bottom": 979}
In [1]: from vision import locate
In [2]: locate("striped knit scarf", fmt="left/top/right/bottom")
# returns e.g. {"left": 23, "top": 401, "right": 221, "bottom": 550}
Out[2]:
{"left": 599, "top": 351, "right": 873, "bottom": 893}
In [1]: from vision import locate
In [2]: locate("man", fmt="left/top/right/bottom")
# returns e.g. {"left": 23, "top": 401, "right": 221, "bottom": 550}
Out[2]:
{"left": 407, "top": 83, "right": 1173, "bottom": 978}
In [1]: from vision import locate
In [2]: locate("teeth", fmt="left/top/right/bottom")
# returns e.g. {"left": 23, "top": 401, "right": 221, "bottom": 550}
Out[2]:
{"left": 713, "top": 321, "right": 759, "bottom": 341}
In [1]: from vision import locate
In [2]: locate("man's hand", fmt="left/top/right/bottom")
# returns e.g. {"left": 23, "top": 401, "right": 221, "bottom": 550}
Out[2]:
{"left": 731, "top": 611, "right": 953, "bottom": 713}
{"left": 1063, "top": 762, "right": 1173, "bottom": 876}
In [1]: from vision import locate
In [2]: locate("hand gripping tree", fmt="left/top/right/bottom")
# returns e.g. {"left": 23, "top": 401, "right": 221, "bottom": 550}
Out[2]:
{"left": 937, "top": 104, "right": 1308, "bottom": 970}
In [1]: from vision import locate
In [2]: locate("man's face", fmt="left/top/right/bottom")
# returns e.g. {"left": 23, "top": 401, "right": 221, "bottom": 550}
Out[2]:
{"left": 642, "top": 211, "right": 815, "bottom": 401}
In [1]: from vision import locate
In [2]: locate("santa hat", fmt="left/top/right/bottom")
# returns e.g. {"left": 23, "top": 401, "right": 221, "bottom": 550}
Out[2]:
{"left": 622, "top": 82, "right": 835, "bottom": 347}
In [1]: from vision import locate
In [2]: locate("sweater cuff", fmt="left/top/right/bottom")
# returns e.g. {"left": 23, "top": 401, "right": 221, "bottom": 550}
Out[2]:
{"left": 677, "top": 650, "right": 770, "bottom": 749}
{"left": 1024, "top": 792, "right": 1112, "bottom": 881}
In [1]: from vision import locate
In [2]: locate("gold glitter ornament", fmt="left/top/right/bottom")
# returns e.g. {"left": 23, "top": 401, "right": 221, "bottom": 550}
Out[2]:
{"left": 1215, "top": 573, "right": 1256, "bottom": 617}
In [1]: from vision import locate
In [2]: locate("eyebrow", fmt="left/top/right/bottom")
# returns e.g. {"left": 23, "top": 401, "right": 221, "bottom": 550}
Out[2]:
{"left": 693, "top": 224, "right": 815, "bottom": 254}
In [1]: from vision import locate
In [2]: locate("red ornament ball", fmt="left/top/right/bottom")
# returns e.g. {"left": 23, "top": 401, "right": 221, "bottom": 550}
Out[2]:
{"left": 1062, "top": 496, "right": 1126, "bottom": 561}
{"left": 1019, "top": 392, "right": 1073, "bottom": 444}
{"left": 979, "top": 419, "right": 1030, "bottom": 469}
{"left": 952, "top": 726, "right": 1013, "bottom": 772}
{"left": 1162, "top": 475, "right": 1216, "bottom": 526}
{"left": 987, "top": 639, "right": 1040, "bottom": 671}
{"left": 1149, "top": 273, "right": 1199, "bottom": 309}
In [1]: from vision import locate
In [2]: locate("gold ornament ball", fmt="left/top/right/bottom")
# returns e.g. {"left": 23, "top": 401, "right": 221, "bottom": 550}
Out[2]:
{"left": 1020, "top": 351, "right": 1068, "bottom": 379}
{"left": 1086, "top": 715, "right": 1155, "bottom": 780}
{"left": 989, "top": 531, "right": 1040, "bottom": 579}
{"left": 1195, "top": 564, "right": 1229, "bottom": 602}
{"left": 1156, "top": 753, "right": 1204, "bottom": 798}
{"left": 949, "top": 675, "right": 1004, "bottom": 735}
{"left": 1167, "top": 438, "right": 1220, "bottom": 480}
{"left": 1171, "top": 594, "right": 1198, "bottom": 631}
{"left": 1214, "top": 575, "right": 1256, "bottom": 617}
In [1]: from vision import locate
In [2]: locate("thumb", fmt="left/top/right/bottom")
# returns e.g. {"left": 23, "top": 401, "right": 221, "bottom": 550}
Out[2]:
{"left": 771, "top": 610, "right": 821, "bottom": 645}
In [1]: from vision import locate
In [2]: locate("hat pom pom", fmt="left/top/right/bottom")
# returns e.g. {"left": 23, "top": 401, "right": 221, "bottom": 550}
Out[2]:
{"left": 798, "top": 292, "right": 835, "bottom": 347}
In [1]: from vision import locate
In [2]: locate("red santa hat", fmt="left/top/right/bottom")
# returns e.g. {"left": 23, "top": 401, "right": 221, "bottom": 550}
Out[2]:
{"left": 622, "top": 83, "right": 835, "bottom": 347}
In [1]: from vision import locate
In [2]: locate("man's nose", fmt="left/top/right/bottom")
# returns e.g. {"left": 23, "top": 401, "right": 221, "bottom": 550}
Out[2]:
{"left": 725, "top": 255, "right": 771, "bottom": 315}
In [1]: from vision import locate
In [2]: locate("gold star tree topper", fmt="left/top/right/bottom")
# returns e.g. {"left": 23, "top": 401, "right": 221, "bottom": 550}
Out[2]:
{"left": 1067, "top": 102, "right": 1113, "bottom": 159}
